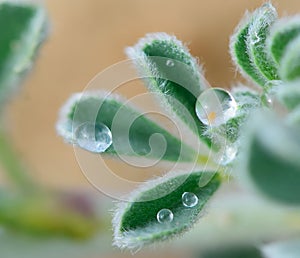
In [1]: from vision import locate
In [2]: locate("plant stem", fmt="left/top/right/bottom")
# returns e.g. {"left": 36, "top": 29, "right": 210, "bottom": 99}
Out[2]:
{"left": 0, "top": 127, "right": 37, "bottom": 192}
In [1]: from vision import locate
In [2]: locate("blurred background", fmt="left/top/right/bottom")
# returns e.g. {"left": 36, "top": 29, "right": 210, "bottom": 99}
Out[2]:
{"left": 1, "top": 0, "right": 300, "bottom": 257}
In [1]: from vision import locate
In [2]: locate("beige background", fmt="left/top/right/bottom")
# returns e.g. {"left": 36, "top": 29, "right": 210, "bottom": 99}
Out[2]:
{"left": 3, "top": 0, "right": 300, "bottom": 192}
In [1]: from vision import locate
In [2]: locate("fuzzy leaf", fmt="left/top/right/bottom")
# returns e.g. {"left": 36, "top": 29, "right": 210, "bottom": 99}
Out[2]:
{"left": 0, "top": 2, "right": 48, "bottom": 108}
{"left": 279, "top": 35, "right": 300, "bottom": 81}
{"left": 247, "top": 3, "right": 278, "bottom": 81}
{"left": 230, "top": 3, "right": 278, "bottom": 86}
{"left": 126, "top": 33, "right": 209, "bottom": 143}
{"left": 240, "top": 112, "right": 300, "bottom": 205}
{"left": 56, "top": 91, "right": 198, "bottom": 162}
{"left": 269, "top": 16, "right": 300, "bottom": 64}
{"left": 113, "top": 171, "right": 221, "bottom": 250}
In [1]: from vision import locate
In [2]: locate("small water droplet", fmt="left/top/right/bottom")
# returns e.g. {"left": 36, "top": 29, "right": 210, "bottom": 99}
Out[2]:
{"left": 75, "top": 122, "right": 112, "bottom": 153}
{"left": 261, "top": 93, "right": 273, "bottom": 107}
{"left": 157, "top": 209, "right": 173, "bottom": 223}
{"left": 182, "top": 192, "right": 198, "bottom": 208}
{"left": 195, "top": 88, "right": 237, "bottom": 127}
{"left": 166, "top": 59, "right": 175, "bottom": 67}
{"left": 219, "top": 145, "right": 238, "bottom": 165}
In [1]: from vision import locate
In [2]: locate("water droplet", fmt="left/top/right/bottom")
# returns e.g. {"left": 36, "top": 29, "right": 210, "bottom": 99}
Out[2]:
{"left": 182, "top": 192, "right": 198, "bottom": 208}
{"left": 75, "top": 122, "right": 112, "bottom": 153}
{"left": 219, "top": 145, "right": 238, "bottom": 165}
{"left": 157, "top": 209, "right": 173, "bottom": 223}
{"left": 166, "top": 59, "right": 175, "bottom": 67}
{"left": 196, "top": 88, "right": 237, "bottom": 127}
{"left": 261, "top": 93, "right": 273, "bottom": 107}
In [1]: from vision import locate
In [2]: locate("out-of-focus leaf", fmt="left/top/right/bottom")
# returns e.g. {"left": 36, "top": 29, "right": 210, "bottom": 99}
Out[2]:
{"left": 240, "top": 112, "right": 300, "bottom": 205}
{"left": 277, "top": 80, "right": 300, "bottom": 110}
{"left": 279, "top": 35, "right": 300, "bottom": 81}
{"left": 113, "top": 171, "right": 221, "bottom": 250}
{"left": 262, "top": 238, "right": 300, "bottom": 258}
{"left": 269, "top": 16, "right": 300, "bottom": 64}
{"left": 0, "top": 2, "right": 48, "bottom": 108}
{"left": 199, "top": 245, "right": 263, "bottom": 258}
{"left": 0, "top": 192, "right": 99, "bottom": 239}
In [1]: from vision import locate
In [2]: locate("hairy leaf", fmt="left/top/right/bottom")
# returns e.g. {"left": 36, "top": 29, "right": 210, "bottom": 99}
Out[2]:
{"left": 126, "top": 33, "right": 209, "bottom": 143}
{"left": 56, "top": 91, "right": 198, "bottom": 162}
{"left": 230, "top": 3, "right": 278, "bottom": 86}
{"left": 279, "top": 35, "right": 300, "bottom": 81}
{"left": 247, "top": 3, "right": 278, "bottom": 81}
{"left": 113, "top": 171, "right": 221, "bottom": 250}
{"left": 0, "top": 2, "right": 48, "bottom": 108}
{"left": 240, "top": 113, "right": 300, "bottom": 205}
{"left": 269, "top": 16, "right": 300, "bottom": 64}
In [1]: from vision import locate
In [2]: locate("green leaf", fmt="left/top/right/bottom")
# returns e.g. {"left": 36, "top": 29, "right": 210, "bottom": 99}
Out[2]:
{"left": 0, "top": 2, "right": 48, "bottom": 108}
{"left": 200, "top": 245, "right": 263, "bottom": 258}
{"left": 269, "top": 16, "right": 300, "bottom": 64}
{"left": 56, "top": 91, "right": 199, "bottom": 163}
{"left": 262, "top": 238, "right": 300, "bottom": 258}
{"left": 230, "top": 3, "right": 278, "bottom": 86}
{"left": 126, "top": 33, "right": 209, "bottom": 144}
{"left": 240, "top": 112, "right": 300, "bottom": 205}
{"left": 279, "top": 35, "right": 300, "bottom": 81}
{"left": 277, "top": 80, "right": 300, "bottom": 111}
{"left": 113, "top": 171, "right": 221, "bottom": 250}
{"left": 247, "top": 3, "right": 279, "bottom": 81}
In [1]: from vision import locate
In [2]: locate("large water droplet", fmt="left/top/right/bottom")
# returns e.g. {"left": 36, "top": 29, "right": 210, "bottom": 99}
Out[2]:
{"left": 75, "top": 122, "right": 112, "bottom": 153}
{"left": 182, "top": 192, "right": 198, "bottom": 208}
{"left": 166, "top": 59, "right": 175, "bottom": 67}
{"left": 195, "top": 88, "right": 237, "bottom": 127}
{"left": 157, "top": 209, "right": 173, "bottom": 223}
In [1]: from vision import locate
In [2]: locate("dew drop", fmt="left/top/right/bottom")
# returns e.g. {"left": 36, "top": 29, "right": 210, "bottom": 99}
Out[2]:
{"left": 261, "top": 93, "right": 273, "bottom": 107}
{"left": 166, "top": 59, "right": 175, "bottom": 67}
{"left": 219, "top": 145, "right": 238, "bottom": 165}
{"left": 157, "top": 209, "right": 173, "bottom": 223}
{"left": 182, "top": 192, "right": 198, "bottom": 208}
{"left": 75, "top": 122, "right": 112, "bottom": 153}
{"left": 195, "top": 88, "right": 237, "bottom": 127}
